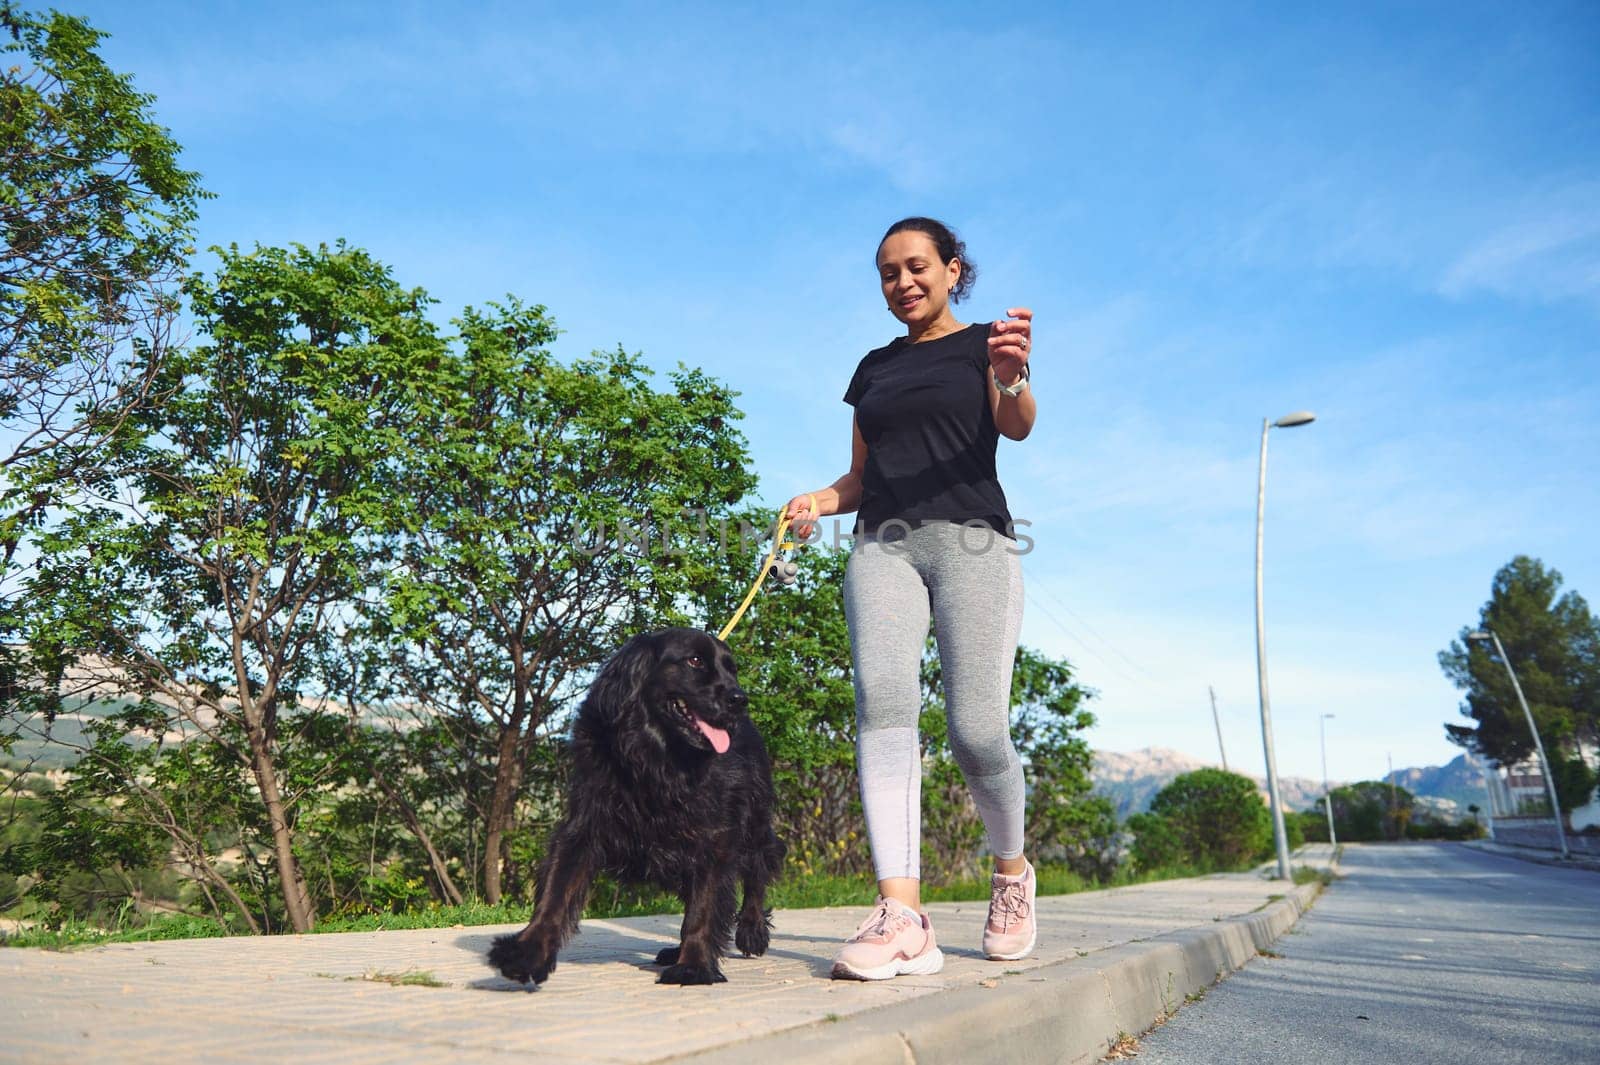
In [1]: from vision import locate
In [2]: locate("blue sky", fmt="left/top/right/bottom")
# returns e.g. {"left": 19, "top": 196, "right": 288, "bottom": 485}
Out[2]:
{"left": 77, "top": 1, "right": 1597, "bottom": 781}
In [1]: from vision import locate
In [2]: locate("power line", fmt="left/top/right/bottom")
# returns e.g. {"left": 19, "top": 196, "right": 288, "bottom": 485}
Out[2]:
{"left": 1021, "top": 587, "right": 1142, "bottom": 685}
{"left": 1026, "top": 578, "right": 1156, "bottom": 680}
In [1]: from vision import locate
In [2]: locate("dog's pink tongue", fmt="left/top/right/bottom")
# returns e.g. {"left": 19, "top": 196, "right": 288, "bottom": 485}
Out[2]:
{"left": 693, "top": 716, "right": 731, "bottom": 754}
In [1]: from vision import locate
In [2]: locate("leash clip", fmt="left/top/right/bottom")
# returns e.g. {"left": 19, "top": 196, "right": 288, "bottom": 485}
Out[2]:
{"left": 716, "top": 494, "right": 815, "bottom": 640}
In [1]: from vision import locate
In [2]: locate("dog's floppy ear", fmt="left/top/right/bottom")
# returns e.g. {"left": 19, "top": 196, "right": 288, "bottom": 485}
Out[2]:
{"left": 584, "top": 632, "right": 659, "bottom": 727}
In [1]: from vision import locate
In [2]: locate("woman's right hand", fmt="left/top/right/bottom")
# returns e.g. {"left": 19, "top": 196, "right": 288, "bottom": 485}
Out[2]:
{"left": 785, "top": 493, "right": 822, "bottom": 539}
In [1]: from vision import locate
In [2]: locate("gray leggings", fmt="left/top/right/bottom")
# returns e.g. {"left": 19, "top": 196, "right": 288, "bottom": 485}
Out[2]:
{"left": 844, "top": 521, "right": 1026, "bottom": 881}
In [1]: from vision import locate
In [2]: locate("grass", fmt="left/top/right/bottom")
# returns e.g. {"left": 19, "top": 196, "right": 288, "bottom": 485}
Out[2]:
{"left": 2, "top": 859, "right": 1226, "bottom": 949}
{"left": 312, "top": 899, "right": 534, "bottom": 935}
{"left": 358, "top": 969, "right": 447, "bottom": 987}
{"left": 317, "top": 969, "right": 447, "bottom": 987}
{"left": 1105, "top": 1031, "right": 1141, "bottom": 1059}
{"left": 1, "top": 913, "right": 233, "bottom": 951}
{"left": 1249, "top": 893, "right": 1285, "bottom": 913}
{"left": 1292, "top": 865, "right": 1337, "bottom": 887}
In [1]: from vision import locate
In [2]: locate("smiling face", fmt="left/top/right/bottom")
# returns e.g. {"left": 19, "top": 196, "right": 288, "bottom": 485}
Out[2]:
{"left": 877, "top": 230, "right": 961, "bottom": 333}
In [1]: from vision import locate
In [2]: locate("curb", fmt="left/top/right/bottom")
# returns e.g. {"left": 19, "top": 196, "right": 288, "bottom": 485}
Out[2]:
{"left": 673, "top": 880, "right": 1323, "bottom": 1065}
{"left": 1462, "top": 838, "right": 1600, "bottom": 874}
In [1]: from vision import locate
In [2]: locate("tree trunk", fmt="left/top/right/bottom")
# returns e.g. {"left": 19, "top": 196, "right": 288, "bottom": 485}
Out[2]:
{"left": 244, "top": 719, "right": 315, "bottom": 932}
{"left": 482, "top": 719, "right": 525, "bottom": 905}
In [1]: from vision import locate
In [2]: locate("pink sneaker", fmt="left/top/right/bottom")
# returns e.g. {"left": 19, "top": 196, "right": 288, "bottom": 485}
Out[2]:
{"left": 983, "top": 861, "right": 1037, "bottom": 960}
{"left": 831, "top": 896, "right": 945, "bottom": 981}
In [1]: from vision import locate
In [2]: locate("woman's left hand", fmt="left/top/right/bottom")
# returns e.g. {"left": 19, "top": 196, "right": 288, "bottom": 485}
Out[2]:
{"left": 987, "top": 307, "right": 1032, "bottom": 385}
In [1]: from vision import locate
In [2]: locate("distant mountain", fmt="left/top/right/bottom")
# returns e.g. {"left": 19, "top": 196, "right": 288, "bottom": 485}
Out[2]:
{"left": 1385, "top": 755, "right": 1490, "bottom": 816}
{"left": 1089, "top": 746, "right": 1485, "bottom": 821}
{"left": 1093, "top": 748, "right": 1222, "bottom": 818}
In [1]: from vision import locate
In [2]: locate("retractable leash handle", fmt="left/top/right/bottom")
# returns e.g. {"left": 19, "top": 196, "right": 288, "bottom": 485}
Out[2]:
{"left": 716, "top": 494, "right": 816, "bottom": 641}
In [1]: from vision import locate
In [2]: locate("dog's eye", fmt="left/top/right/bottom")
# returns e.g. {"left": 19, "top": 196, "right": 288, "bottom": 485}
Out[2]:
{"left": 686, "top": 655, "right": 704, "bottom": 669}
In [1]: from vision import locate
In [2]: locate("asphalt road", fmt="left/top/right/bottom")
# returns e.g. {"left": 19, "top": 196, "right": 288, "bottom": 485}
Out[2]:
{"left": 1132, "top": 842, "right": 1600, "bottom": 1065}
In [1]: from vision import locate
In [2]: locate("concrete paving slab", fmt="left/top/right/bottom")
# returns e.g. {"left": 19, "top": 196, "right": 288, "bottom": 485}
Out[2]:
{"left": 0, "top": 846, "right": 1335, "bottom": 1064}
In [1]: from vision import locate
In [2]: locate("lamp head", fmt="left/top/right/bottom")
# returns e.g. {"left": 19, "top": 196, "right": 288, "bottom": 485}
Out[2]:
{"left": 1273, "top": 411, "right": 1316, "bottom": 428}
{"left": 1466, "top": 630, "right": 1492, "bottom": 643}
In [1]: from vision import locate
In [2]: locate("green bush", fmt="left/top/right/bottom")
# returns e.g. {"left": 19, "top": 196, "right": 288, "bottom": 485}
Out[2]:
{"left": 1293, "top": 808, "right": 1329, "bottom": 843}
{"left": 1127, "top": 769, "right": 1272, "bottom": 872}
{"left": 1405, "top": 818, "right": 1485, "bottom": 841}
{"left": 1124, "top": 811, "right": 1183, "bottom": 870}
{"left": 1328, "top": 781, "right": 1414, "bottom": 841}
{"left": 1553, "top": 753, "right": 1598, "bottom": 817}
{"left": 1283, "top": 807, "right": 1305, "bottom": 850}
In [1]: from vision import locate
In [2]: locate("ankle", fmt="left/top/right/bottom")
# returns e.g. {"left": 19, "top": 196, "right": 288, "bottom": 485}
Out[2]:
{"left": 994, "top": 855, "right": 1030, "bottom": 878}
{"left": 878, "top": 877, "right": 922, "bottom": 913}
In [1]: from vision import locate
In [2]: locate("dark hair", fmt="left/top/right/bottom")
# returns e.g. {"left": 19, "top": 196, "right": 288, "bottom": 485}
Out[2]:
{"left": 879, "top": 217, "right": 977, "bottom": 304}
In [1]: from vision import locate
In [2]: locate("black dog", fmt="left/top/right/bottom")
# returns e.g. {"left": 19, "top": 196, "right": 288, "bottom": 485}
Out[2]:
{"left": 487, "top": 627, "right": 786, "bottom": 986}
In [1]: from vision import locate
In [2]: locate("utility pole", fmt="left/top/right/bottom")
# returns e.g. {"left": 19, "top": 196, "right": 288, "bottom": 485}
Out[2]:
{"left": 1320, "top": 713, "right": 1337, "bottom": 848}
{"left": 1209, "top": 686, "right": 1229, "bottom": 772}
{"left": 1387, "top": 752, "right": 1398, "bottom": 840}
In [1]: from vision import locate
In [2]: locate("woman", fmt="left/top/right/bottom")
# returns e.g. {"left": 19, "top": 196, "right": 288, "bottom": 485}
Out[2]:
{"left": 786, "top": 217, "right": 1037, "bottom": 980}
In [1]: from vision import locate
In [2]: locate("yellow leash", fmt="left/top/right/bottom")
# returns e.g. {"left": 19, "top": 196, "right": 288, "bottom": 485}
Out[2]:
{"left": 717, "top": 494, "right": 816, "bottom": 641}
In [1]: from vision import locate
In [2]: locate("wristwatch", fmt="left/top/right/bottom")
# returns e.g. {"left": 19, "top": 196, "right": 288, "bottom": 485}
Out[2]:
{"left": 993, "top": 364, "right": 1030, "bottom": 397}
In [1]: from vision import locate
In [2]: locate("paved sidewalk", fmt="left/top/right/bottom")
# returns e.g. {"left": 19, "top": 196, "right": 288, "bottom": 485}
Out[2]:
{"left": 0, "top": 846, "right": 1335, "bottom": 1065}
{"left": 1463, "top": 837, "right": 1600, "bottom": 873}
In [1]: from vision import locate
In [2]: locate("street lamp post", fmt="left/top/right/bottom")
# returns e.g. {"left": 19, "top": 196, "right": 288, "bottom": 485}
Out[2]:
{"left": 1320, "top": 713, "right": 1337, "bottom": 849}
{"left": 1255, "top": 410, "right": 1315, "bottom": 881}
{"left": 1467, "top": 628, "right": 1569, "bottom": 858}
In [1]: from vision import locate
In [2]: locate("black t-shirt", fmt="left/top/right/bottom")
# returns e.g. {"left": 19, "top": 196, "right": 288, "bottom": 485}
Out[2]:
{"left": 843, "top": 323, "right": 1014, "bottom": 536}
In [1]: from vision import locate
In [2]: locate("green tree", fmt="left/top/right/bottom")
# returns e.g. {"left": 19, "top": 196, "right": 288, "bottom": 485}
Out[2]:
{"left": 1291, "top": 807, "right": 1327, "bottom": 844}
{"left": 1124, "top": 808, "right": 1183, "bottom": 870}
{"left": 3, "top": 698, "right": 497, "bottom": 932}
{"left": 0, "top": 2, "right": 206, "bottom": 431}
{"left": 7, "top": 720, "right": 268, "bottom": 932}
{"left": 0, "top": 5, "right": 204, "bottom": 465}
{"left": 21, "top": 243, "right": 446, "bottom": 931}
{"left": 372, "top": 298, "right": 756, "bottom": 902}
{"left": 1552, "top": 752, "right": 1597, "bottom": 818}
{"left": 1128, "top": 769, "right": 1272, "bottom": 872}
{"left": 1440, "top": 556, "right": 1600, "bottom": 767}
{"left": 1, "top": 5, "right": 206, "bottom": 779}
{"left": 1327, "top": 780, "right": 1413, "bottom": 842}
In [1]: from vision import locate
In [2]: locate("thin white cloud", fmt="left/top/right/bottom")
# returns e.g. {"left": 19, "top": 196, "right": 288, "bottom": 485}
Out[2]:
{"left": 1440, "top": 181, "right": 1600, "bottom": 308}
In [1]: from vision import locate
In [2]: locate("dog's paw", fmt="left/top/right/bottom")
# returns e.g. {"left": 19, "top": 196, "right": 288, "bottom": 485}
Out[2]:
{"left": 658, "top": 961, "right": 727, "bottom": 985}
{"left": 653, "top": 945, "right": 681, "bottom": 966}
{"left": 487, "top": 932, "right": 557, "bottom": 986}
{"left": 735, "top": 908, "right": 772, "bottom": 957}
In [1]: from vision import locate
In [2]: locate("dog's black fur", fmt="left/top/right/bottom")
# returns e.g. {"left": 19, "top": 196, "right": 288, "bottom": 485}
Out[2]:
{"left": 487, "top": 627, "right": 786, "bottom": 986}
